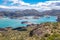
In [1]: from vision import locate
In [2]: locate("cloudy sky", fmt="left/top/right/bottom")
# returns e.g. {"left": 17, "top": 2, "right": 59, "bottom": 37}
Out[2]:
{"left": 0, "top": 0, "right": 60, "bottom": 11}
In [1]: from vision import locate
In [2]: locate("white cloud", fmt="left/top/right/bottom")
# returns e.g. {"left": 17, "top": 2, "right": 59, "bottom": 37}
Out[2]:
{"left": 0, "top": 0, "right": 60, "bottom": 11}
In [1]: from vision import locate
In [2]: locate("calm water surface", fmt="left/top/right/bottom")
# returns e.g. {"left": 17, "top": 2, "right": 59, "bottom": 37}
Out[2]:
{"left": 0, "top": 16, "right": 57, "bottom": 28}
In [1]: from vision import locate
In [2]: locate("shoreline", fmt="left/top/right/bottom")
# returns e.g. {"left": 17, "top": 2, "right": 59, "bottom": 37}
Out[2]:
{"left": 0, "top": 22, "right": 58, "bottom": 31}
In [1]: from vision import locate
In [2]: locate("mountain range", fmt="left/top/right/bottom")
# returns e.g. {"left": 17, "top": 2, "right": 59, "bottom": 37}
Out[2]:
{"left": 0, "top": 8, "right": 60, "bottom": 18}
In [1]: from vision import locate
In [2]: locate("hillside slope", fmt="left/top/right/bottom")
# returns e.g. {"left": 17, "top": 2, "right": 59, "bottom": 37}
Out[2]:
{"left": 0, "top": 22, "right": 60, "bottom": 40}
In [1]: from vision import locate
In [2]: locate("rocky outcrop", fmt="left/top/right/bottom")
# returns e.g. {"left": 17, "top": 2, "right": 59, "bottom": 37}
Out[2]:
{"left": 29, "top": 23, "right": 52, "bottom": 37}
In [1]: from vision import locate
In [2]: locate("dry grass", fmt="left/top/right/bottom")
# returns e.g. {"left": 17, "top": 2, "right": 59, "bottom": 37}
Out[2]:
{"left": 0, "top": 22, "right": 60, "bottom": 40}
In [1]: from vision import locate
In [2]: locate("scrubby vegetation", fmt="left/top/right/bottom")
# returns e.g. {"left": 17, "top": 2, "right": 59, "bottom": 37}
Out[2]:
{"left": 0, "top": 22, "right": 60, "bottom": 40}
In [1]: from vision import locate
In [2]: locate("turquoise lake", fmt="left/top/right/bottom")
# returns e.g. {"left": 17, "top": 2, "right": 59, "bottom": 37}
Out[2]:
{"left": 0, "top": 16, "right": 57, "bottom": 28}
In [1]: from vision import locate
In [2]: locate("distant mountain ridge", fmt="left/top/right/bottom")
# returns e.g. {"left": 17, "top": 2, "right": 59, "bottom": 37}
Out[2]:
{"left": 0, "top": 8, "right": 60, "bottom": 18}
{"left": 41, "top": 9, "right": 60, "bottom": 16}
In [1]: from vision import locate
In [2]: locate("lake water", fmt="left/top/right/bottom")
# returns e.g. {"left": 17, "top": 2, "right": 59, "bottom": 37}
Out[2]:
{"left": 0, "top": 16, "right": 57, "bottom": 28}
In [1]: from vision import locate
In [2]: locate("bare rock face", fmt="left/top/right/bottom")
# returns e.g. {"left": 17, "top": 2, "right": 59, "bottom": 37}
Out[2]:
{"left": 29, "top": 24, "right": 51, "bottom": 37}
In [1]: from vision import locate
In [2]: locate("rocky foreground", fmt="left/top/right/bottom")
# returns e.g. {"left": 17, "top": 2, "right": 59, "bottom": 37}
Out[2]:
{"left": 0, "top": 22, "right": 60, "bottom": 40}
